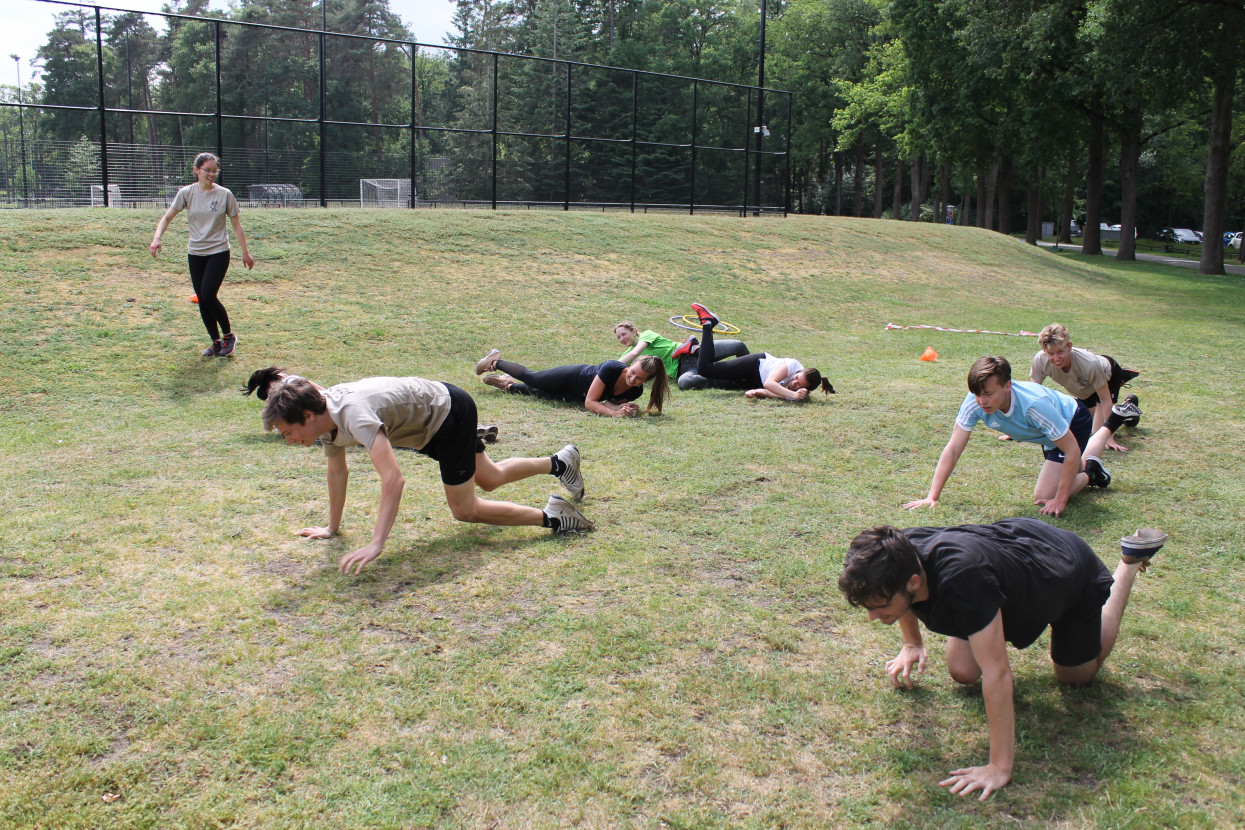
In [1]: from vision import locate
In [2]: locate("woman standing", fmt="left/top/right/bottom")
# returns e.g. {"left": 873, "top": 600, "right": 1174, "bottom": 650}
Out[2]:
{"left": 149, "top": 152, "right": 255, "bottom": 357}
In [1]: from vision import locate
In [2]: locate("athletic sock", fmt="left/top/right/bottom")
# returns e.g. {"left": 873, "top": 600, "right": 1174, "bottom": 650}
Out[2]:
{"left": 1105, "top": 411, "right": 1125, "bottom": 432}
{"left": 543, "top": 512, "right": 560, "bottom": 531}
{"left": 550, "top": 455, "right": 566, "bottom": 477}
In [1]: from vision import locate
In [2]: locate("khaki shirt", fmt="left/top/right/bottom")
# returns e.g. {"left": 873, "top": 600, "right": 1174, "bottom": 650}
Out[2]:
{"left": 322, "top": 377, "right": 452, "bottom": 457}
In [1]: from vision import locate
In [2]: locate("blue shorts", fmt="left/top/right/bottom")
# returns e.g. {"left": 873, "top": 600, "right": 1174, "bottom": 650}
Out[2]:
{"left": 1042, "top": 402, "right": 1094, "bottom": 464}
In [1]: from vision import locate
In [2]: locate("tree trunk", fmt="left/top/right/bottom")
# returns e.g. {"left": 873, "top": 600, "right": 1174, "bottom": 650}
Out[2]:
{"left": 892, "top": 156, "right": 903, "bottom": 219}
{"left": 873, "top": 143, "right": 884, "bottom": 218}
{"left": 1058, "top": 155, "right": 1076, "bottom": 244}
{"left": 939, "top": 162, "right": 952, "bottom": 225}
{"left": 833, "top": 151, "right": 843, "bottom": 216}
{"left": 984, "top": 156, "right": 999, "bottom": 230}
{"left": 909, "top": 154, "right": 921, "bottom": 221}
{"left": 1083, "top": 108, "right": 1105, "bottom": 255}
{"left": 1200, "top": 15, "right": 1238, "bottom": 276}
{"left": 1025, "top": 166, "right": 1041, "bottom": 245}
{"left": 1117, "top": 108, "right": 1142, "bottom": 261}
{"left": 964, "top": 190, "right": 972, "bottom": 227}
{"left": 975, "top": 165, "right": 986, "bottom": 227}
{"left": 997, "top": 155, "right": 1013, "bottom": 235}
{"left": 852, "top": 143, "right": 864, "bottom": 217}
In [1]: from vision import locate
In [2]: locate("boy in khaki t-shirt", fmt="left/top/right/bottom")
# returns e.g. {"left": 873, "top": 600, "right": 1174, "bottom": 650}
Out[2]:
{"left": 259, "top": 373, "right": 594, "bottom": 574}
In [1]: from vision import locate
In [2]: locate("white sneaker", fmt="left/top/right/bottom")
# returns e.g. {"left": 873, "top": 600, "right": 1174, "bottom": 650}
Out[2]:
{"left": 545, "top": 493, "right": 594, "bottom": 533}
{"left": 554, "top": 444, "right": 584, "bottom": 501}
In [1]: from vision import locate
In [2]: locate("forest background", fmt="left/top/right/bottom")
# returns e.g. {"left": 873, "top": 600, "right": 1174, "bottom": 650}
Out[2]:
{"left": 1, "top": 0, "right": 1243, "bottom": 274}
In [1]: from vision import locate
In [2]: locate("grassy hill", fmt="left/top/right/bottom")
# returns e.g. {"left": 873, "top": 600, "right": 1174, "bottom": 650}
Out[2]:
{"left": 1, "top": 208, "right": 1242, "bottom": 828}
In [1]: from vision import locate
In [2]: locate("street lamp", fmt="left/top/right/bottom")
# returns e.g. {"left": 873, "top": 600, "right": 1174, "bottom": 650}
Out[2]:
{"left": 10, "top": 54, "right": 28, "bottom": 206}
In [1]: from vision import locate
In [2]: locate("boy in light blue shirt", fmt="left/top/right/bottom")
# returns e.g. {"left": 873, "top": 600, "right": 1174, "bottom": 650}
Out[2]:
{"left": 906, "top": 356, "right": 1131, "bottom": 517}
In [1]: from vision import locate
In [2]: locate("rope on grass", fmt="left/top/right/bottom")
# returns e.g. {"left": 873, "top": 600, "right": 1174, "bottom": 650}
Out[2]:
{"left": 885, "top": 323, "right": 1039, "bottom": 337}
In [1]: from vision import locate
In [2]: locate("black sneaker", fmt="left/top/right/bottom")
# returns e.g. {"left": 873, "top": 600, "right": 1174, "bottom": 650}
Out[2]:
{"left": 1084, "top": 456, "right": 1112, "bottom": 488}
{"left": 1121, "top": 528, "right": 1166, "bottom": 569}
{"left": 202, "top": 340, "right": 222, "bottom": 357}
{"left": 219, "top": 332, "right": 238, "bottom": 357}
{"left": 1114, "top": 393, "right": 1141, "bottom": 427}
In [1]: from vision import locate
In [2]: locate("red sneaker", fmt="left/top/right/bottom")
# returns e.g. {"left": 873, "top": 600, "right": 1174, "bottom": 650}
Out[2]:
{"left": 672, "top": 336, "right": 698, "bottom": 358}
{"left": 690, "top": 303, "right": 719, "bottom": 327}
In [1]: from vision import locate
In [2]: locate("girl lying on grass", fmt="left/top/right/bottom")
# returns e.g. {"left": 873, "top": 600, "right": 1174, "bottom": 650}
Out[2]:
{"left": 686, "top": 303, "right": 835, "bottom": 401}
{"left": 474, "top": 349, "right": 668, "bottom": 418}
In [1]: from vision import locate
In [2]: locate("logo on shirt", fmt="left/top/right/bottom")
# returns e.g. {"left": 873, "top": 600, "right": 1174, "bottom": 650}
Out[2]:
{"left": 208, "top": 199, "right": 220, "bottom": 213}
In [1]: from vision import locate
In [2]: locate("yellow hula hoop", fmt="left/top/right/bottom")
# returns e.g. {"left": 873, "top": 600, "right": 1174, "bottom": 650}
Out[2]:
{"left": 668, "top": 314, "right": 742, "bottom": 335}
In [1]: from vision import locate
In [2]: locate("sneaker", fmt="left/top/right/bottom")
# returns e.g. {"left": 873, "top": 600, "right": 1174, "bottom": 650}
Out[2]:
{"left": 1112, "top": 396, "right": 1141, "bottom": 424}
{"left": 219, "top": 332, "right": 238, "bottom": 357}
{"left": 475, "top": 348, "right": 501, "bottom": 375}
{"left": 1114, "top": 393, "right": 1141, "bottom": 427}
{"left": 1084, "top": 455, "right": 1112, "bottom": 489}
{"left": 201, "top": 340, "right": 222, "bottom": 357}
{"left": 483, "top": 373, "right": 515, "bottom": 391}
{"left": 477, "top": 424, "right": 499, "bottom": 444}
{"left": 553, "top": 444, "right": 584, "bottom": 501}
{"left": 691, "top": 303, "right": 719, "bottom": 328}
{"left": 545, "top": 493, "right": 594, "bottom": 533}
{"left": 1121, "top": 527, "right": 1167, "bottom": 568}
{"left": 672, "top": 336, "right": 698, "bottom": 359}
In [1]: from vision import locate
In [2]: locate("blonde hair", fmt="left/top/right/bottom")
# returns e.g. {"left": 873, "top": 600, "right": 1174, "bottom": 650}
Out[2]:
{"left": 1038, "top": 323, "right": 1071, "bottom": 351}
{"left": 614, "top": 321, "right": 639, "bottom": 336}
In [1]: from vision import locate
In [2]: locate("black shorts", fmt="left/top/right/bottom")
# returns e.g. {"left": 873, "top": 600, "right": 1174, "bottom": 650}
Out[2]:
{"left": 416, "top": 383, "right": 486, "bottom": 486}
{"left": 1078, "top": 356, "right": 1138, "bottom": 408}
{"left": 1042, "top": 402, "right": 1094, "bottom": 464}
{"left": 1048, "top": 548, "right": 1114, "bottom": 667}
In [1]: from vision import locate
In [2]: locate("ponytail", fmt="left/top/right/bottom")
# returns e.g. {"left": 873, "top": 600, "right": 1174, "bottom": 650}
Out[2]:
{"left": 639, "top": 355, "right": 668, "bottom": 413}
{"left": 804, "top": 368, "right": 835, "bottom": 396}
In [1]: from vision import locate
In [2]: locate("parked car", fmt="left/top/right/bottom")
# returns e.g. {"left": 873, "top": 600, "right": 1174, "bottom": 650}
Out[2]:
{"left": 1228, "top": 231, "right": 1243, "bottom": 250}
{"left": 1159, "top": 228, "right": 1201, "bottom": 244}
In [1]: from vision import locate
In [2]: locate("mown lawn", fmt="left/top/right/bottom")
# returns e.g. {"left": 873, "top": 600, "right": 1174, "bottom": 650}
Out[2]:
{"left": 1, "top": 208, "right": 1242, "bottom": 828}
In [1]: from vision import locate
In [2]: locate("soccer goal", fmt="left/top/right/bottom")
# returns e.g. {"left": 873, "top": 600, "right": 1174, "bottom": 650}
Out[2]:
{"left": 360, "top": 178, "right": 413, "bottom": 208}
{"left": 90, "top": 184, "right": 122, "bottom": 207}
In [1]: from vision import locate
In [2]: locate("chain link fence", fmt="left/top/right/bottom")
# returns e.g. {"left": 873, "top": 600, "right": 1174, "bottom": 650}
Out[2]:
{"left": 0, "top": 2, "right": 791, "bottom": 214}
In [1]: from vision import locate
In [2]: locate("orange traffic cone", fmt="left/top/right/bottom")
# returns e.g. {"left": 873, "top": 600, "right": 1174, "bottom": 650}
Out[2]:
{"left": 190, "top": 294, "right": 199, "bottom": 303}
{"left": 920, "top": 346, "right": 938, "bottom": 362}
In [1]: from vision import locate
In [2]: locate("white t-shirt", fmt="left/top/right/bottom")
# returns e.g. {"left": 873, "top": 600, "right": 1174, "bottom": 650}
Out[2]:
{"left": 1030, "top": 347, "right": 1110, "bottom": 400}
{"left": 757, "top": 355, "right": 804, "bottom": 387}
{"left": 171, "top": 184, "right": 239, "bottom": 256}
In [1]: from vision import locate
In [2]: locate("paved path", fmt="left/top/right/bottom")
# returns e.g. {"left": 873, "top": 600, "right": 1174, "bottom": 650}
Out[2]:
{"left": 1036, "top": 240, "right": 1245, "bottom": 276}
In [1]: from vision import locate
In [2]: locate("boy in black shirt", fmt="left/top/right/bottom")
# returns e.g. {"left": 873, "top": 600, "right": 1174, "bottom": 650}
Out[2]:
{"left": 838, "top": 518, "right": 1166, "bottom": 800}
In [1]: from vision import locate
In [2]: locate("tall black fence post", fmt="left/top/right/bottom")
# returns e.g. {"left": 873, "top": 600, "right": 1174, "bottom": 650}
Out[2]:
{"left": 783, "top": 92, "right": 792, "bottom": 217}
{"left": 491, "top": 53, "right": 498, "bottom": 210}
{"left": 318, "top": 25, "right": 327, "bottom": 206}
{"left": 741, "top": 87, "right": 752, "bottom": 217}
{"left": 689, "top": 80, "right": 698, "bottom": 215}
{"left": 752, "top": 0, "right": 767, "bottom": 217}
{"left": 95, "top": 7, "right": 110, "bottom": 206}
{"left": 415, "top": 44, "right": 425, "bottom": 207}
{"left": 214, "top": 21, "right": 223, "bottom": 170}
{"left": 629, "top": 71, "right": 637, "bottom": 213}
{"left": 563, "top": 63, "right": 571, "bottom": 211}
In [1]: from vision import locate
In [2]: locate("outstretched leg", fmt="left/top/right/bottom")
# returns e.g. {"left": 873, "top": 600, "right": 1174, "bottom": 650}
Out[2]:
{"left": 443, "top": 477, "right": 544, "bottom": 525}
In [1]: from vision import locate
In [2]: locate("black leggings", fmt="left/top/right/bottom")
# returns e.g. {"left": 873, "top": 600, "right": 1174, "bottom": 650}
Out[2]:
{"left": 696, "top": 323, "right": 763, "bottom": 389}
{"left": 188, "top": 251, "right": 232, "bottom": 341}
{"left": 496, "top": 359, "right": 587, "bottom": 403}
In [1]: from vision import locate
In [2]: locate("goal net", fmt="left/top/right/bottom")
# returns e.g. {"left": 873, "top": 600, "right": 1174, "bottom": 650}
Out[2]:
{"left": 360, "top": 178, "right": 412, "bottom": 208}
{"left": 90, "top": 184, "right": 122, "bottom": 207}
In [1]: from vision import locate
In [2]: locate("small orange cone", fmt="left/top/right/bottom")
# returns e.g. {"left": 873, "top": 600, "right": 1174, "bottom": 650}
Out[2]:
{"left": 190, "top": 294, "right": 199, "bottom": 303}
{"left": 920, "top": 346, "right": 938, "bottom": 362}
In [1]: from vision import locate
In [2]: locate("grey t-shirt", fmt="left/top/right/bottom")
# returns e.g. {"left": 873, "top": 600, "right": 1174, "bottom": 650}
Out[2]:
{"left": 321, "top": 377, "right": 452, "bottom": 457}
{"left": 1030, "top": 347, "right": 1110, "bottom": 400}
{"left": 171, "top": 184, "right": 239, "bottom": 255}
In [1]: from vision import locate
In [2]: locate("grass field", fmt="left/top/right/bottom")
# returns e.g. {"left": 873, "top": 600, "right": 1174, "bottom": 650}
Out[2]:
{"left": 2, "top": 208, "right": 1243, "bottom": 828}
